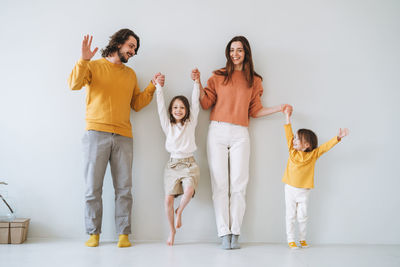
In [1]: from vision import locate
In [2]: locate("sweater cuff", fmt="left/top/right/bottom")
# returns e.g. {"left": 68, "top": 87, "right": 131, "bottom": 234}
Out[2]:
{"left": 146, "top": 81, "right": 156, "bottom": 94}
{"left": 78, "top": 58, "right": 90, "bottom": 65}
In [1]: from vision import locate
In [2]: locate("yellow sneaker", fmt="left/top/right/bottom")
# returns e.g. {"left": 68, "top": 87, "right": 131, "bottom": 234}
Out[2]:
{"left": 300, "top": 240, "right": 309, "bottom": 248}
{"left": 288, "top": 242, "right": 299, "bottom": 249}
{"left": 117, "top": 234, "right": 131, "bottom": 248}
{"left": 85, "top": 234, "right": 99, "bottom": 247}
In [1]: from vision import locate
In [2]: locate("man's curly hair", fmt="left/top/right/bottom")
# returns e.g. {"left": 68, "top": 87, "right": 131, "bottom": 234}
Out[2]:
{"left": 101, "top": 29, "right": 140, "bottom": 57}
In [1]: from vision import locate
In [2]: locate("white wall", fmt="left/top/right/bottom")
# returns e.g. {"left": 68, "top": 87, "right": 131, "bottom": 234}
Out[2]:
{"left": 1, "top": 0, "right": 399, "bottom": 244}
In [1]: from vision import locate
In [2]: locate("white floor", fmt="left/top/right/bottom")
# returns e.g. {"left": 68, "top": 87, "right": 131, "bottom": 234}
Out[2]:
{"left": 1, "top": 239, "right": 399, "bottom": 267}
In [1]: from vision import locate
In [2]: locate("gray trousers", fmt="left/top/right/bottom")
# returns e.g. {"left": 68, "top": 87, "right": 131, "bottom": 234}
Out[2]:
{"left": 82, "top": 130, "right": 133, "bottom": 235}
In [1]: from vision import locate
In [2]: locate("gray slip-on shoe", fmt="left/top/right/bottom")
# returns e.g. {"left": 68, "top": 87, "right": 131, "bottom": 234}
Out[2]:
{"left": 221, "top": 234, "right": 232, "bottom": 250}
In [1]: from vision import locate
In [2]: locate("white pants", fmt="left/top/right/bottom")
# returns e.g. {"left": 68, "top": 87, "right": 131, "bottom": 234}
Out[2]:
{"left": 285, "top": 184, "right": 311, "bottom": 242}
{"left": 207, "top": 121, "right": 250, "bottom": 237}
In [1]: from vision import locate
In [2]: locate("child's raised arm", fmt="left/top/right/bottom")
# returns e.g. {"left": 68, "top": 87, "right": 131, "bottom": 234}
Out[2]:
{"left": 283, "top": 106, "right": 293, "bottom": 125}
{"left": 191, "top": 69, "right": 201, "bottom": 125}
{"left": 316, "top": 128, "right": 349, "bottom": 158}
{"left": 283, "top": 107, "right": 294, "bottom": 150}
{"left": 192, "top": 68, "right": 206, "bottom": 104}
{"left": 155, "top": 74, "right": 169, "bottom": 135}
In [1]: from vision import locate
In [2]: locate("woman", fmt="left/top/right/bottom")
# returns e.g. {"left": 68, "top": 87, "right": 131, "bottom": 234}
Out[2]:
{"left": 194, "top": 36, "right": 292, "bottom": 249}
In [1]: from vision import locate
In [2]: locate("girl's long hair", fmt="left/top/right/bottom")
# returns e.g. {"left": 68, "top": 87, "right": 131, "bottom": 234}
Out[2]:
{"left": 214, "top": 36, "right": 262, "bottom": 88}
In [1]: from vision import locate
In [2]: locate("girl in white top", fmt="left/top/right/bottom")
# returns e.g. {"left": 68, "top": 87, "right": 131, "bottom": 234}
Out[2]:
{"left": 155, "top": 70, "right": 200, "bottom": 246}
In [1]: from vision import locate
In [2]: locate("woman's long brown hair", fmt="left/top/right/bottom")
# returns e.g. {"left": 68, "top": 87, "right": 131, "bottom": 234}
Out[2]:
{"left": 214, "top": 36, "right": 262, "bottom": 88}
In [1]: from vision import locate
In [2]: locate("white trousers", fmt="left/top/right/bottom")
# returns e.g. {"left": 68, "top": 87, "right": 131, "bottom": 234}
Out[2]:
{"left": 285, "top": 184, "right": 311, "bottom": 242}
{"left": 207, "top": 121, "right": 250, "bottom": 237}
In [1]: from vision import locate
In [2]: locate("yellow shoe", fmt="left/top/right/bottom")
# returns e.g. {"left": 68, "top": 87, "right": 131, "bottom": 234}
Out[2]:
{"left": 117, "top": 234, "right": 131, "bottom": 248}
{"left": 300, "top": 240, "right": 309, "bottom": 248}
{"left": 85, "top": 234, "right": 99, "bottom": 247}
{"left": 288, "top": 242, "right": 299, "bottom": 249}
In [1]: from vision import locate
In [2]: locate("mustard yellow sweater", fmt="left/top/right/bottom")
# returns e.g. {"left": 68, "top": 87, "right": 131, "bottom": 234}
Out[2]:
{"left": 282, "top": 124, "right": 340, "bottom": 189}
{"left": 68, "top": 58, "right": 156, "bottom": 137}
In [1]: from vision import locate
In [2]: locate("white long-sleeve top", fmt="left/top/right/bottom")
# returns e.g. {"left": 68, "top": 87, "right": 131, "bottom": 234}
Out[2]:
{"left": 156, "top": 82, "right": 200, "bottom": 159}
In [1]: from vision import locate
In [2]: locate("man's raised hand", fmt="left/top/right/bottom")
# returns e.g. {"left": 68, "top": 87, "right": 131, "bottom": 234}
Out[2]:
{"left": 81, "top": 35, "right": 98, "bottom": 61}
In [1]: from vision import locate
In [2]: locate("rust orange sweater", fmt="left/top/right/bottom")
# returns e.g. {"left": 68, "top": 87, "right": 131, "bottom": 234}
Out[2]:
{"left": 200, "top": 71, "right": 263, "bottom": 127}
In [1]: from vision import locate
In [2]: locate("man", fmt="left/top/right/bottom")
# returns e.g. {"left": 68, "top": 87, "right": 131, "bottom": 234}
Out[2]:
{"left": 68, "top": 29, "right": 165, "bottom": 247}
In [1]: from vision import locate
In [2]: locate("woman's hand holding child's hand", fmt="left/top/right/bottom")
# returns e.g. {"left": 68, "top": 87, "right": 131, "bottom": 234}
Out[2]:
{"left": 283, "top": 105, "right": 293, "bottom": 116}
{"left": 191, "top": 68, "right": 200, "bottom": 83}
{"left": 283, "top": 105, "right": 292, "bottom": 124}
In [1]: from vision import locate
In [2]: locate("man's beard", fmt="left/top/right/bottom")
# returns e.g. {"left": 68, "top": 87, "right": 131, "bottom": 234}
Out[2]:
{"left": 118, "top": 49, "right": 129, "bottom": 63}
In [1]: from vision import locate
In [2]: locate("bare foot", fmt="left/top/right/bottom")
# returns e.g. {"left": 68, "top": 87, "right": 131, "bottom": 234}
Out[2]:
{"left": 175, "top": 208, "right": 182, "bottom": 228}
{"left": 167, "top": 230, "right": 176, "bottom": 246}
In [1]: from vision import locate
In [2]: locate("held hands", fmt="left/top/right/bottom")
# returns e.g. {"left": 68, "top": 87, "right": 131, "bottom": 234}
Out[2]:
{"left": 81, "top": 35, "right": 98, "bottom": 61}
{"left": 191, "top": 68, "right": 201, "bottom": 83}
{"left": 337, "top": 128, "right": 349, "bottom": 141}
{"left": 153, "top": 72, "right": 165, "bottom": 86}
{"left": 282, "top": 105, "right": 292, "bottom": 124}
{"left": 282, "top": 104, "right": 293, "bottom": 116}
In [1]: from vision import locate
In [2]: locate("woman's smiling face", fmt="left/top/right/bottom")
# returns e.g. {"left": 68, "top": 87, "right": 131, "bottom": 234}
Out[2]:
{"left": 230, "top": 41, "right": 245, "bottom": 69}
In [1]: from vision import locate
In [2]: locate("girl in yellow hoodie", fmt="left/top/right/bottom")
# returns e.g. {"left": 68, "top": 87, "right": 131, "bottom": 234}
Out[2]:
{"left": 282, "top": 107, "right": 349, "bottom": 249}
